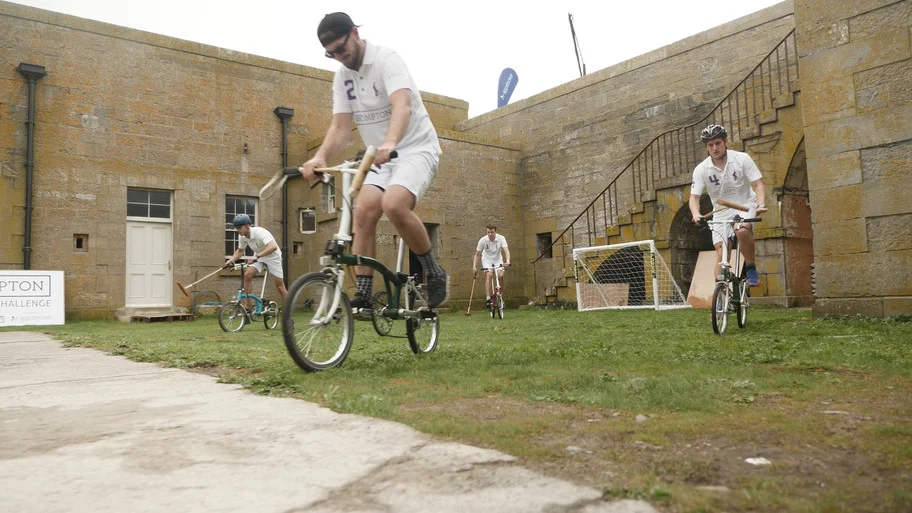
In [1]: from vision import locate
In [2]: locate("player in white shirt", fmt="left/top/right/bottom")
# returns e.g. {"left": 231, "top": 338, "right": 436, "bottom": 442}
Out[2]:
{"left": 224, "top": 214, "right": 288, "bottom": 307}
{"left": 688, "top": 125, "right": 768, "bottom": 286}
{"left": 299, "top": 12, "right": 448, "bottom": 312}
{"left": 472, "top": 225, "right": 511, "bottom": 310}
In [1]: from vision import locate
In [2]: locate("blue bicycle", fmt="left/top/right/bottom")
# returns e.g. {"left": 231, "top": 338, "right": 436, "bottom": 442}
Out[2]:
{"left": 217, "top": 261, "right": 280, "bottom": 332}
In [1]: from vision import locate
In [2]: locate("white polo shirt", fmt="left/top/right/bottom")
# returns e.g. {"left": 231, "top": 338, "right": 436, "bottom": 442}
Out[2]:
{"left": 477, "top": 234, "right": 508, "bottom": 267}
{"left": 332, "top": 41, "right": 441, "bottom": 156}
{"left": 238, "top": 227, "right": 282, "bottom": 264}
{"left": 690, "top": 149, "right": 763, "bottom": 216}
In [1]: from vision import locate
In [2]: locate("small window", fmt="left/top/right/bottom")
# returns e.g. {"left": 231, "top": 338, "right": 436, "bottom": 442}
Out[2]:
{"left": 74, "top": 234, "right": 88, "bottom": 252}
{"left": 226, "top": 196, "right": 256, "bottom": 258}
{"left": 537, "top": 232, "right": 553, "bottom": 259}
{"left": 293, "top": 241, "right": 303, "bottom": 256}
{"left": 300, "top": 209, "right": 316, "bottom": 234}
{"left": 127, "top": 188, "right": 171, "bottom": 220}
{"left": 322, "top": 177, "right": 336, "bottom": 213}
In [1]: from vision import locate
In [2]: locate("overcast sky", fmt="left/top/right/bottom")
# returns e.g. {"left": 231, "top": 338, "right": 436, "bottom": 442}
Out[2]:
{"left": 11, "top": 0, "right": 784, "bottom": 118}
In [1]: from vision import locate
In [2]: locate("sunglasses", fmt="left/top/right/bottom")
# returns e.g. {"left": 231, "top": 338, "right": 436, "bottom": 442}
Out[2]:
{"left": 324, "top": 31, "right": 351, "bottom": 58}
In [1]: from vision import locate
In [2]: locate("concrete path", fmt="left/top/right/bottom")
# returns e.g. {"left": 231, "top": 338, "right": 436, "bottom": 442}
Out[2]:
{"left": 0, "top": 332, "right": 657, "bottom": 513}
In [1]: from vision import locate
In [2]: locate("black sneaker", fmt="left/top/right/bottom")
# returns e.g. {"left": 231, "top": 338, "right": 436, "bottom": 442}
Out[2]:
{"left": 426, "top": 270, "right": 449, "bottom": 308}
{"left": 351, "top": 293, "right": 373, "bottom": 321}
{"left": 485, "top": 298, "right": 493, "bottom": 311}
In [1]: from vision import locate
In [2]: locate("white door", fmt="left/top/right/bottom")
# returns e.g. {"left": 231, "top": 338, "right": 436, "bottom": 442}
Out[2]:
{"left": 126, "top": 222, "right": 173, "bottom": 307}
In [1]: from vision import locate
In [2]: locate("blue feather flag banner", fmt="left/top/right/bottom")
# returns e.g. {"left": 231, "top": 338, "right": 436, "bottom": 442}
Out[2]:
{"left": 497, "top": 68, "right": 518, "bottom": 108}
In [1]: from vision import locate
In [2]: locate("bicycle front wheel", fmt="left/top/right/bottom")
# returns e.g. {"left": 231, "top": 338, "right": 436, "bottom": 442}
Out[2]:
{"left": 263, "top": 300, "right": 279, "bottom": 330}
{"left": 283, "top": 273, "right": 353, "bottom": 372}
{"left": 407, "top": 314, "right": 439, "bottom": 354}
{"left": 711, "top": 282, "right": 730, "bottom": 335}
{"left": 218, "top": 301, "right": 247, "bottom": 332}
{"left": 737, "top": 280, "right": 750, "bottom": 329}
{"left": 495, "top": 292, "right": 504, "bottom": 320}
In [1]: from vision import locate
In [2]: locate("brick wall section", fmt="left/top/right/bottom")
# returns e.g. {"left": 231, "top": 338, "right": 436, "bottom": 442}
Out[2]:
{"left": 285, "top": 130, "right": 521, "bottom": 310}
{"left": 0, "top": 1, "right": 468, "bottom": 318}
{"left": 795, "top": 0, "right": 912, "bottom": 316}
{"left": 458, "top": 3, "right": 796, "bottom": 279}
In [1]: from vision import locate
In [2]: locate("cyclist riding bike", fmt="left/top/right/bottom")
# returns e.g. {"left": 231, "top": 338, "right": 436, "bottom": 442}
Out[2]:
{"left": 224, "top": 214, "right": 287, "bottom": 307}
{"left": 688, "top": 124, "right": 768, "bottom": 287}
{"left": 472, "top": 224, "right": 510, "bottom": 311}
{"left": 298, "top": 12, "right": 448, "bottom": 314}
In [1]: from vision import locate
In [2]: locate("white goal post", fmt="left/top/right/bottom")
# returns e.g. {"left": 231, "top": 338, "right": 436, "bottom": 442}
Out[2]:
{"left": 572, "top": 240, "right": 690, "bottom": 311}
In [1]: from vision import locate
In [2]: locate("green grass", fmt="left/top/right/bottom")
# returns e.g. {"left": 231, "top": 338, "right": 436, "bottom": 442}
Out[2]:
{"left": 5, "top": 307, "right": 911, "bottom": 513}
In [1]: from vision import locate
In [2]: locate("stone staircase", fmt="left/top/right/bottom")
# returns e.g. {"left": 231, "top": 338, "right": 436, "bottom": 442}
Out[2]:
{"left": 533, "top": 30, "right": 802, "bottom": 303}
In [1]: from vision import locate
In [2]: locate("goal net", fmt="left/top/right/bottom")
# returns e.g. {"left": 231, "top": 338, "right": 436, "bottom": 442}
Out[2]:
{"left": 572, "top": 240, "right": 690, "bottom": 311}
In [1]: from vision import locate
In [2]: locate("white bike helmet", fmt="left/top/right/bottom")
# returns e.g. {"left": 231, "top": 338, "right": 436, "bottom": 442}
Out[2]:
{"left": 700, "top": 124, "right": 728, "bottom": 143}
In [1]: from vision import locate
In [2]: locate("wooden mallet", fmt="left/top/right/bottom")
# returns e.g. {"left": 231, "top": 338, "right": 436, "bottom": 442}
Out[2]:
{"left": 465, "top": 272, "right": 477, "bottom": 316}
{"left": 177, "top": 267, "right": 224, "bottom": 297}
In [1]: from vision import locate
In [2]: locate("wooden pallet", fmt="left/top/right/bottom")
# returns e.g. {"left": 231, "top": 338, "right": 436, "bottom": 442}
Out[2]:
{"left": 130, "top": 313, "right": 195, "bottom": 323}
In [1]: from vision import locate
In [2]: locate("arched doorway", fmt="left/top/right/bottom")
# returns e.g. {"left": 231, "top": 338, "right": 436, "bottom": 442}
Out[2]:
{"left": 669, "top": 195, "right": 714, "bottom": 295}
{"left": 779, "top": 138, "right": 814, "bottom": 306}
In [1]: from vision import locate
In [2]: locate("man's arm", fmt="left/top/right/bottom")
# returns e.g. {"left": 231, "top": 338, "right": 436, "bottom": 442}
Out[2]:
{"left": 253, "top": 241, "right": 279, "bottom": 260}
{"left": 301, "top": 113, "right": 354, "bottom": 179}
{"left": 375, "top": 89, "right": 411, "bottom": 166}
{"left": 473, "top": 250, "right": 481, "bottom": 274}
{"left": 689, "top": 194, "right": 704, "bottom": 225}
{"left": 503, "top": 245, "right": 511, "bottom": 267}
{"left": 751, "top": 179, "right": 768, "bottom": 214}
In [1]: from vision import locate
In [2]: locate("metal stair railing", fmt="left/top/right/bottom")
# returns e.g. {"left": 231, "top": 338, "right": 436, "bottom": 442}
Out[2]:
{"left": 532, "top": 30, "right": 799, "bottom": 296}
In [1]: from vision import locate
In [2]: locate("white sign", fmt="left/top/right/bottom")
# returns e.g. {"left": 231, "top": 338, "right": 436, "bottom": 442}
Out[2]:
{"left": 0, "top": 271, "right": 65, "bottom": 326}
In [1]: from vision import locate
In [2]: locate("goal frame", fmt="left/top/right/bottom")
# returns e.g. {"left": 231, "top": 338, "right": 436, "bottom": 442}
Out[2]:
{"left": 572, "top": 239, "right": 691, "bottom": 312}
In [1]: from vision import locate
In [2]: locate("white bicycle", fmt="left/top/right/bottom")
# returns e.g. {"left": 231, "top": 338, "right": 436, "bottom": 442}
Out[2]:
{"left": 271, "top": 147, "right": 439, "bottom": 372}
{"left": 699, "top": 199, "right": 762, "bottom": 335}
{"left": 482, "top": 264, "right": 506, "bottom": 320}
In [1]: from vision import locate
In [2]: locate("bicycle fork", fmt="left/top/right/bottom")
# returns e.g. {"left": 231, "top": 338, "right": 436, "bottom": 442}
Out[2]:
{"left": 312, "top": 267, "right": 346, "bottom": 325}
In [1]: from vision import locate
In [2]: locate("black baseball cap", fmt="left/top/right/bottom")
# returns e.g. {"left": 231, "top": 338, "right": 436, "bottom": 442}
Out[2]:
{"left": 318, "top": 12, "right": 357, "bottom": 46}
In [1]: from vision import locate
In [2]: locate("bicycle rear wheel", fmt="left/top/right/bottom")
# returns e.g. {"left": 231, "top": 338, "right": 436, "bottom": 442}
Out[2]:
{"left": 711, "top": 281, "right": 730, "bottom": 335}
{"left": 737, "top": 280, "right": 749, "bottom": 329}
{"left": 283, "top": 272, "right": 353, "bottom": 372}
{"left": 218, "top": 301, "right": 247, "bottom": 332}
{"left": 263, "top": 300, "right": 279, "bottom": 330}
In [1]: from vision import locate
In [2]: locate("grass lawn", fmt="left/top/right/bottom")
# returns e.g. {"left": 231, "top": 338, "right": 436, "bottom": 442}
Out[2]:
{"left": 6, "top": 306, "right": 911, "bottom": 513}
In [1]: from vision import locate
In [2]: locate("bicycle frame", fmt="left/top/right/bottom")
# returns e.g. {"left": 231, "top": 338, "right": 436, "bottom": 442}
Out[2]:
{"left": 482, "top": 264, "right": 505, "bottom": 318}
{"left": 231, "top": 262, "right": 269, "bottom": 316}
{"left": 703, "top": 208, "right": 760, "bottom": 334}
{"left": 309, "top": 160, "right": 431, "bottom": 325}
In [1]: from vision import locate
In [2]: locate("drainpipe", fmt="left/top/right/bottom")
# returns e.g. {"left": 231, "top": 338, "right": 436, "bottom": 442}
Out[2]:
{"left": 274, "top": 107, "right": 294, "bottom": 286}
{"left": 17, "top": 63, "right": 47, "bottom": 270}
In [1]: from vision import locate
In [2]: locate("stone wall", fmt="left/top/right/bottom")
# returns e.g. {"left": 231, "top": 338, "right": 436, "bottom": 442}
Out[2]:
{"left": 795, "top": 0, "right": 912, "bottom": 316}
{"left": 0, "top": 1, "right": 469, "bottom": 318}
{"left": 459, "top": 3, "right": 796, "bottom": 301}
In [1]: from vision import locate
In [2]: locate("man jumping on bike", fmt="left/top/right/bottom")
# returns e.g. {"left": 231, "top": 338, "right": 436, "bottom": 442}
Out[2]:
{"left": 688, "top": 124, "right": 768, "bottom": 286}
{"left": 225, "top": 214, "right": 288, "bottom": 306}
{"left": 472, "top": 224, "right": 510, "bottom": 311}
{"left": 299, "top": 12, "right": 448, "bottom": 312}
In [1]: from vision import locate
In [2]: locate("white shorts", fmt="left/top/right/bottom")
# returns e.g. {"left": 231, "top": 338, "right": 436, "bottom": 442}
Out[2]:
{"left": 711, "top": 205, "right": 757, "bottom": 245}
{"left": 482, "top": 260, "right": 505, "bottom": 272}
{"left": 251, "top": 258, "right": 283, "bottom": 279}
{"left": 364, "top": 150, "right": 439, "bottom": 203}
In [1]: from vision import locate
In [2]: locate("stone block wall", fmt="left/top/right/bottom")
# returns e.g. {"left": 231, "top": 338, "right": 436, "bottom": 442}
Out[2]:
{"left": 458, "top": 2, "right": 797, "bottom": 301}
{"left": 795, "top": 0, "right": 912, "bottom": 316}
{"left": 0, "top": 1, "right": 469, "bottom": 318}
